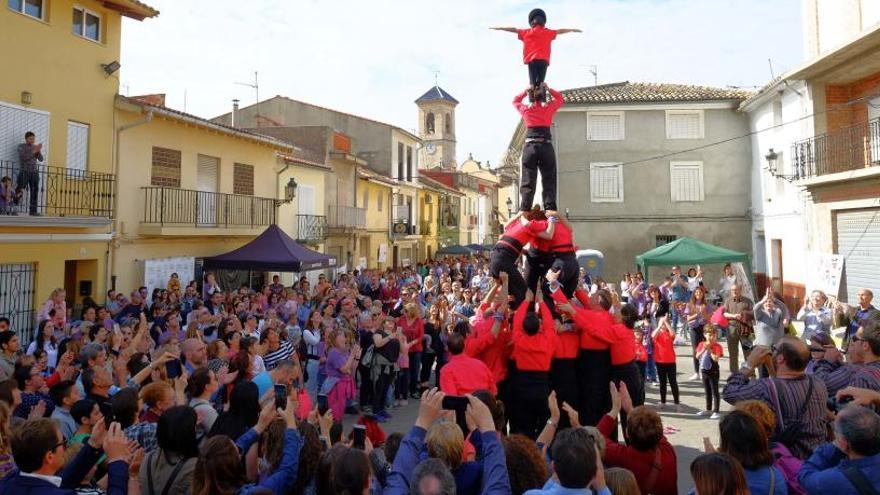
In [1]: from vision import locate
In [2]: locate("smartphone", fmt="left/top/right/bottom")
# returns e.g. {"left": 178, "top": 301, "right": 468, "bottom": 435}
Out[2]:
{"left": 441, "top": 395, "right": 469, "bottom": 411}
{"left": 165, "top": 359, "right": 182, "bottom": 379}
{"left": 274, "top": 384, "right": 288, "bottom": 410}
{"left": 352, "top": 424, "right": 367, "bottom": 450}
{"left": 317, "top": 394, "right": 329, "bottom": 415}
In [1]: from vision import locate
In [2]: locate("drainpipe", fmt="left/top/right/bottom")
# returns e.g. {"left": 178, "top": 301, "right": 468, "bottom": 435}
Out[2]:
{"left": 109, "top": 107, "right": 153, "bottom": 293}
{"left": 276, "top": 160, "right": 292, "bottom": 226}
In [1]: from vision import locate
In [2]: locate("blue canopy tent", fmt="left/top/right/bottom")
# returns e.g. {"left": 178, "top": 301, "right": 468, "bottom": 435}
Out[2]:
{"left": 202, "top": 224, "right": 336, "bottom": 272}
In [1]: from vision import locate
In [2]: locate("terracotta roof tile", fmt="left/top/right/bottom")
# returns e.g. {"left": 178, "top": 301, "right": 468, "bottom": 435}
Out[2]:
{"left": 562, "top": 81, "right": 753, "bottom": 104}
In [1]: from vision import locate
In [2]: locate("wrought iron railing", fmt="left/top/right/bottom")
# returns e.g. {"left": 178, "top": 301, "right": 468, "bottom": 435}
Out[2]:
{"left": 791, "top": 117, "right": 880, "bottom": 179}
{"left": 327, "top": 205, "right": 366, "bottom": 229}
{"left": 0, "top": 161, "right": 114, "bottom": 218}
{"left": 142, "top": 187, "right": 276, "bottom": 228}
{"left": 296, "top": 214, "right": 327, "bottom": 242}
{"left": 0, "top": 263, "right": 37, "bottom": 343}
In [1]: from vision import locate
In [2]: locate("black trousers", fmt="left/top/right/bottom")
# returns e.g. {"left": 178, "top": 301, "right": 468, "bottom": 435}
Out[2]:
{"left": 524, "top": 250, "right": 553, "bottom": 295}
{"left": 509, "top": 371, "right": 550, "bottom": 440}
{"left": 489, "top": 246, "right": 525, "bottom": 309}
{"left": 16, "top": 169, "right": 39, "bottom": 215}
{"left": 358, "top": 364, "right": 373, "bottom": 407}
{"left": 577, "top": 349, "right": 611, "bottom": 427}
{"left": 372, "top": 370, "right": 393, "bottom": 413}
{"left": 420, "top": 352, "right": 436, "bottom": 385}
{"left": 690, "top": 325, "right": 706, "bottom": 374}
{"left": 528, "top": 60, "right": 549, "bottom": 88}
{"left": 550, "top": 358, "right": 579, "bottom": 429}
{"left": 611, "top": 361, "right": 645, "bottom": 442}
{"left": 552, "top": 254, "right": 580, "bottom": 297}
{"left": 656, "top": 362, "right": 680, "bottom": 404}
{"left": 519, "top": 141, "right": 557, "bottom": 211}
{"left": 702, "top": 367, "right": 721, "bottom": 412}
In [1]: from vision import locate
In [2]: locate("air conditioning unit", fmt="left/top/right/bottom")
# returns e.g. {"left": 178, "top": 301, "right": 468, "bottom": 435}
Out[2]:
{"left": 424, "top": 195, "right": 433, "bottom": 204}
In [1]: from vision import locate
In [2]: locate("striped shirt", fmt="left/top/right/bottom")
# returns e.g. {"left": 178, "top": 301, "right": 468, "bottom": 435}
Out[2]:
{"left": 812, "top": 360, "right": 880, "bottom": 396}
{"left": 723, "top": 372, "right": 828, "bottom": 459}
{"left": 263, "top": 340, "right": 294, "bottom": 371}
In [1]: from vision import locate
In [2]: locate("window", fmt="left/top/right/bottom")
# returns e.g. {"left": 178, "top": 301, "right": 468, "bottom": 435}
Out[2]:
{"left": 669, "top": 161, "right": 704, "bottom": 202}
{"left": 8, "top": 0, "right": 43, "bottom": 20}
{"left": 444, "top": 113, "right": 452, "bottom": 134}
{"left": 397, "top": 142, "right": 404, "bottom": 180}
{"left": 666, "top": 110, "right": 704, "bottom": 139}
{"left": 426, "top": 113, "right": 435, "bottom": 134}
{"left": 377, "top": 191, "right": 383, "bottom": 212}
{"left": 406, "top": 146, "right": 413, "bottom": 182}
{"left": 73, "top": 6, "right": 101, "bottom": 42}
{"left": 66, "top": 122, "right": 89, "bottom": 174}
{"left": 587, "top": 111, "right": 625, "bottom": 141}
{"left": 0, "top": 263, "right": 36, "bottom": 341}
{"left": 233, "top": 163, "right": 254, "bottom": 195}
{"left": 656, "top": 235, "right": 677, "bottom": 247}
{"left": 150, "top": 147, "right": 182, "bottom": 187}
{"left": 589, "top": 163, "right": 624, "bottom": 202}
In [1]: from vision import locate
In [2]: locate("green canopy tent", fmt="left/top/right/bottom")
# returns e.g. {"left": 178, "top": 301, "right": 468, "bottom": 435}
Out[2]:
{"left": 635, "top": 237, "right": 756, "bottom": 293}
{"left": 436, "top": 245, "right": 476, "bottom": 256}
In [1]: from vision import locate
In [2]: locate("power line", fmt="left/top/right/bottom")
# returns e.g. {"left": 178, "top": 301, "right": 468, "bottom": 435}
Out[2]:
{"left": 557, "top": 89, "right": 880, "bottom": 171}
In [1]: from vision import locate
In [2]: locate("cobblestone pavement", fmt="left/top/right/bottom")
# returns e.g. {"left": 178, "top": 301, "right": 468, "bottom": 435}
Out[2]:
{"left": 344, "top": 341, "right": 732, "bottom": 494}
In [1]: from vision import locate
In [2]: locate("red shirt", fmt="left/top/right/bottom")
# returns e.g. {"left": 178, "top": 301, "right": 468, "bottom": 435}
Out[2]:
{"left": 398, "top": 316, "right": 425, "bottom": 353}
{"left": 551, "top": 289, "right": 613, "bottom": 350}
{"left": 517, "top": 25, "right": 557, "bottom": 63}
{"left": 511, "top": 301, "right": 557, "bottom": 372}
{"left": 440, "top": 353, "right": 497, "bottom": 396}
{"left": 500, "top": 218, "right": 547, "bottom": 253}
{"left": 598, "top": 415, "right": 679, "bottom": 495}
{"left": 635, "top": 338, "right": 648, "bottom": 363}
{"left": 465, "top": 317, "right": 512, "bottom": 383}
{"left": 609, "top": 323, "right": 636, "bottom": 365}
{"left": 554, "top": 321, "right": 580, "bottom": 359}
{"left": 653, "top": 329, "right": 676, "bottom": 364}
{"left": 514, "top": 88, "right": 564, "bottom": 128}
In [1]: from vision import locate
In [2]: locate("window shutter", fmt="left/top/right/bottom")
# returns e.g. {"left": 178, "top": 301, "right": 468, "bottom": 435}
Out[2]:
{"left": 65, "top": 122, "right": 89, "bottom": 174}
{"left": 670, "top": 162, "right": 704, "bottom": 202}
{"left": 667, "top": 111, "right": 703, "bottom": 139}
{"left": 589, "top": 163, "right": 624, "bottom": 202}
{"left": 588, "top": 113, "right": 623, "bottom": 140}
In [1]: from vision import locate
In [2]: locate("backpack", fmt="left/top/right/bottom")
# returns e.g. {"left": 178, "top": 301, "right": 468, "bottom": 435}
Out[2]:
{"left": 770, "top": 442, "right": 806, "bottom": 495}
{"left": 767, "top": 376, "right": 815, "bottom": 452}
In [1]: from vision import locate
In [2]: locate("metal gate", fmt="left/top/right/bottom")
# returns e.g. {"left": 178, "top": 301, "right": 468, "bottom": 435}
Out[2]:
{"left": 0, "top": 263, "right": 37, "bottom": 342}
{"left": 835, "top": 208, "right": 880, "bottom": 304}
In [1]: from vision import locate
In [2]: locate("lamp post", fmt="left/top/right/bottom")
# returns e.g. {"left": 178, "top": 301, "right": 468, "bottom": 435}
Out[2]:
{"left": 505, "top": 197, "right": 513, "bottom": 219}
{"left": 764, "top": 148, "right": 797, "bottom": 182}
{"left": 284, "top": 178, "right": 298, "bottom": 202}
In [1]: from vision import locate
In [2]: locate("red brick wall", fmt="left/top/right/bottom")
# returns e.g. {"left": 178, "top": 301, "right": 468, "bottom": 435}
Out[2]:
{"left": 825, "top": 71, "right": 880, "bottom": 133}
{"left": 233, "top": 163, "right": 254, "bottom": 196}
{"left": 150, "top": 147, "right": 181, "bottom": 187}
{"left": 333, "top": 132, "right": 351, "bottom": 153}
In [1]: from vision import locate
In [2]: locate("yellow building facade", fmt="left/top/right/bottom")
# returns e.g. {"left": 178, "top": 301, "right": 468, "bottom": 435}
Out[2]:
{"left": 357, "top": 170, "right": 393, "bottom": 270}
{"left": 0, "top": 0, "right": 157, "bottom": 336}
{"left": 113, "top": 96, "right": 329, "bottom": 292}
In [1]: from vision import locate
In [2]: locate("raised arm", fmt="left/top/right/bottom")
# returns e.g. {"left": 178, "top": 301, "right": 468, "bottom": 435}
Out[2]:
{"left": 555, "top": 28, "right": 582, "bottom": 34}
{"left": 535, "top": 216, "right": 557, "bottom": 240}
{"left": 490, "top": 27, "right": 519, "bottom": 33}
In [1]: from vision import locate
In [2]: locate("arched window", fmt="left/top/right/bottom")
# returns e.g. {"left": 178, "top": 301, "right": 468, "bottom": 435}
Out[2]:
{"left": 444, "top": 113, "right": 452, "bottom": 134}
{"left": 426, "top": 112, "right": 435, "bottom": 134}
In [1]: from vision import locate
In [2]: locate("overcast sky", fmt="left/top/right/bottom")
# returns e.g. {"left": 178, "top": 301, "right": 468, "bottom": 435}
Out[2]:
{"left": 120, "top": 0, "right": 803, "bottom": 166}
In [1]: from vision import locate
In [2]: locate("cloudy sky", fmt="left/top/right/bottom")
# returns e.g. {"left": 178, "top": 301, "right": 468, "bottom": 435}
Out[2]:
{"left": 121, "top": 0, "right": 803, "bottom": 165}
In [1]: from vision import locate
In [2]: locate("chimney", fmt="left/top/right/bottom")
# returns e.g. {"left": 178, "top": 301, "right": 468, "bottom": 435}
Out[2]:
{"left": 231, "top": 99, "right": 240, "bottom": 127}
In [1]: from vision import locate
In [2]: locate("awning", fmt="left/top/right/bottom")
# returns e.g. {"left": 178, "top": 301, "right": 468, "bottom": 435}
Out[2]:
{"left": 203, "top": 224, "right": 336, "bottom": 272}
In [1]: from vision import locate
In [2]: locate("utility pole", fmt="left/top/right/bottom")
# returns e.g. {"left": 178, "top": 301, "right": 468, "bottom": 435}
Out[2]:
{"left": 236, "top": 71, "right": 260, "bottom": 127}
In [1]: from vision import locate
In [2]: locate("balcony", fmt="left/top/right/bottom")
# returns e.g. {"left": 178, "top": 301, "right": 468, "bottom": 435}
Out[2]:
{"left": 327, "top": 205, "right": 366, "bottom": 230}
{"left": 296, "top": 214, "right": 327, "bottom": 244}
{"left": 791, "top": 117, "right": 880, "bottom": 181}
{"left": 419, "top": 220, "right": 433, "bottom": 236}
{"left": 391, "top": 221, "right": 415, "bottom": 236}
{"left": 0, "top": 161, "right": 114, "bottom": 227}
{"left": 141, "top": 186, "right": 276, "bottom": 236}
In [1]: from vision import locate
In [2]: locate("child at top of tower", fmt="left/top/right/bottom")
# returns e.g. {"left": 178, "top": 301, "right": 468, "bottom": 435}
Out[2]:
{"left": 491, "top": 8, "right": 581, "bottom": 95}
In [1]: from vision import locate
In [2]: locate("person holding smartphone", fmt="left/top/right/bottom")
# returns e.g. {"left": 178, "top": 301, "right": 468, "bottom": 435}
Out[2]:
{"left": 320, "top": 329, "right": 360, "bottom": 421}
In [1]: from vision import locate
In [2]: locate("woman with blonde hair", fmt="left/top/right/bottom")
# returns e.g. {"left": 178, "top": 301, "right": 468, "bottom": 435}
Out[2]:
{"left": 690, "top": 453, "right": 749, "bottom": 495}
{"left": 37, "top": 287, "right": 67, "bottom": 327}
{"left": 684, "top": 286, "right": 712, "bottom": 380}
{"left": 604, "top": 467, "right": 640, "bottom": 495}
{"left": 0, "top": 402, "right": 15, "bottom": 478}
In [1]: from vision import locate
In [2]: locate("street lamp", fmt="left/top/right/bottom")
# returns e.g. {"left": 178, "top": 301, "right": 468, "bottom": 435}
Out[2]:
{"left": 282, "top": 177, "right": 298, "bottom": 203}
{"left": 765, "top": 148, "right": 798, "bottom": 183}
{"left": 505, "top": 197, "right": 513, "bottom": 218}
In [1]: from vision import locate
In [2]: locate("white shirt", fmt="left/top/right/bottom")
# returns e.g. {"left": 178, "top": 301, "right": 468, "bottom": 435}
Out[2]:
{"left": 20, "top": 472, "right": 62, "bottom": 487}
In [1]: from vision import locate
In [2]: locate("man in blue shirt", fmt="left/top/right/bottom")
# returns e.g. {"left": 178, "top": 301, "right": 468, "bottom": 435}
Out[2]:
{"left": 836, "top": 289, "right": 879, "bottom": 347}
{"left": 525, "top": 427, "right": 610, "bottom": 495}
{"left": 799, "top": 404, "right": 880, "bottom": 494}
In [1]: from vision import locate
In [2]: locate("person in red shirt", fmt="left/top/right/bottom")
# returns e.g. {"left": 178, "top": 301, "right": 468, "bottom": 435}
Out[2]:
{"left": 548, "top": 274, "right": 614, "bottom": 428}
{"left": 398, "top": 303, "right": 425, "bottom": 399}
{"left": 610, "top": 302, "right": 646, "bottom": 428}
{"left": 440, "top": 331, "right": 497, "bottom": 397}
{"left": 491, "top": 9, "right": 581, "bottom": 93}
{"left": 509, "top": 289, "right": 557, "bottom": 439}
{"left": 512, "top": 84, "right": 564, "bottom": 213}
{"left": 695, "top": 324, "right": 724, "bottom": 418}
{"left": 489, "top": 211, "right": 554, "bottom": 309}
{"left": 652, "top": 314, "right": 681, "bottom": 409}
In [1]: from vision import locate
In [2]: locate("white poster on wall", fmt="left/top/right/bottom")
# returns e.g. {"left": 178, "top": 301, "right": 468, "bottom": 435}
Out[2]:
{"left": 378, "top": 244, "right": 388, "bottom": 263}
{"left": 358, "top": 257, "right": 367, "bottom": 271}
{"left": 144, "top": 257, "right": 195, "bottom": 298}
{"left": 806, "top": 252, "right": 844, "bottom": 298}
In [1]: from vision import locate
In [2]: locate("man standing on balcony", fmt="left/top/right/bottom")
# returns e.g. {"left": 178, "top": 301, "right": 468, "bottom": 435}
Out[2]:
{"left": 16, "top": 131, "right": 43, "bottom": 216}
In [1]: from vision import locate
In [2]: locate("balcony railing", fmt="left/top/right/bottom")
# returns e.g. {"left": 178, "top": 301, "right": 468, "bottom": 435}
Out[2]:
{"left": 142, "top": 186, "right": 276, "bottom": 228}
{"left": 0, "top": 161, "right": 114, "bottom": 218}
{"left": 419, "top": 220, "right": 433, "bottom": 236}
{"left": 296, "top": 214, "right": 327, "bottom": 243}
{"left": 327, "top": 205, "right": 366, "bottom": 229}
{"left": 791, "top": 117, "right": 880, "bottom": 179}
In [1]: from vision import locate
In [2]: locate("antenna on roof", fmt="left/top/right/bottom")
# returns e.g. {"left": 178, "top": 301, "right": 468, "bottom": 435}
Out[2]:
{"left": 585, "top": 65, "right": 598, "bottom": 86}
{"left": 236, "top": 71, "right": 260, "bottom": 127}
{"left": 767, "top": 58, "right": 776, "bottom": 79}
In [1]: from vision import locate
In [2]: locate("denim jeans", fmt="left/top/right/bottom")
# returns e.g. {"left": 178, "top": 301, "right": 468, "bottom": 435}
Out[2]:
{"left": 306, "top": 359, "right": 320, "bottom": 399}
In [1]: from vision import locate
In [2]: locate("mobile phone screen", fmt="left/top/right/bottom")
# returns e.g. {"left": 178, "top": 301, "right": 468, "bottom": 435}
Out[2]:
{"left": 165, "top": 359, "right": 182, "bottom": 379}
{"left": 441, "top": 395, "right": 469, "bottom": 411}
{"left": 274, "top": 384, "right": 287, "bottom": 409}
{"left": 352, "top": 424, "right": 366, "bottom": 450}
{"left": 317, "top": 394, "right": 329, "bottom": 415}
